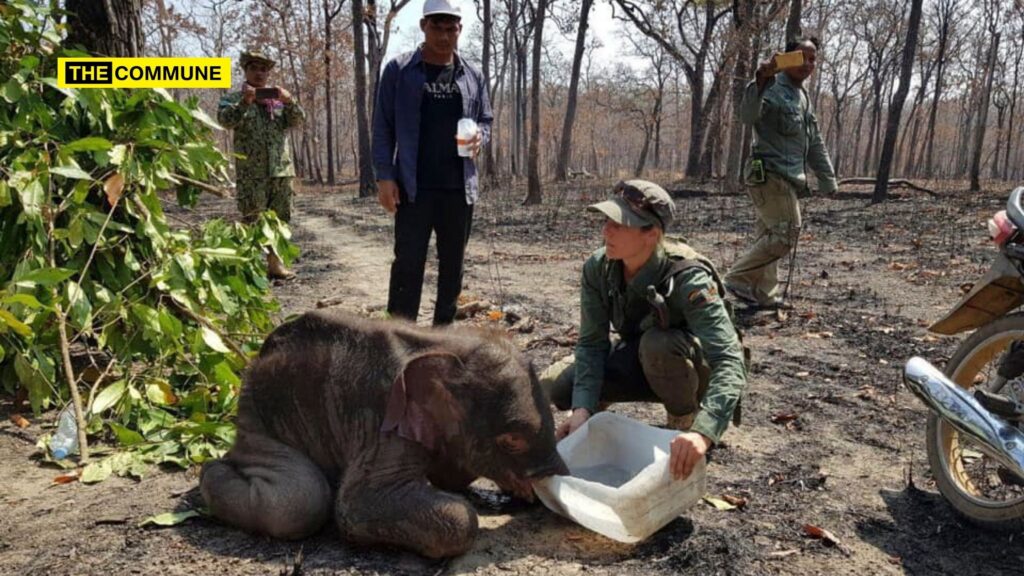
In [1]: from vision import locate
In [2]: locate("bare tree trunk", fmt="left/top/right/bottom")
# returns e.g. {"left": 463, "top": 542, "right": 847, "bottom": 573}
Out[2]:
{"left": 555, "top": 0, "right": 594, "bottom": 181}
{"left": 635, "top": 125, "right": 652, "bottom": 177}
{"left": 785, "top": 0, "right": 802, "bottom": 44}
{"left": 323, "top": 0, "right": 345, "bottom": 186}
{"left": 970, "top": 31, "right": 1000, "bottom": 191}
{"left": 482, "top": 0, "right": 496, "bottom": 178}
{"left": 524, "top": 0, "right": 548, "bottom": 205}
{"left": 872, "top": 0, "right": 923, "bottom": 203}
{"left": 725, "top": 0, "right": 755, "bottom": 192}
{"left": 66, "top": 0, "right": 144, "bottom": 56}
{"left": 352, "top": 0, "right": 376, "bottom": 197}
{"left": 1004, "top": 33, "right": 1022, "bottom": 180}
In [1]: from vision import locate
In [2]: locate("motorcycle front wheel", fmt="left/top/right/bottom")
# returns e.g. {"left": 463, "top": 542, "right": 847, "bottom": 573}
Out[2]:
{"left": 928, "top": 313, "right": 1024, "bottom": 530}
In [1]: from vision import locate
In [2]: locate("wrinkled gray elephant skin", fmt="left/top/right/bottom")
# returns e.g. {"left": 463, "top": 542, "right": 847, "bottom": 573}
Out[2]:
{"left": 200, "top": 311, "right": 568, "bottom": 558}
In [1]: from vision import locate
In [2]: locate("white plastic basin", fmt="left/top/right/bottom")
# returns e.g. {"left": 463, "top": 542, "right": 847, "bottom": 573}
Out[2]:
{"left": 533, "top": 411, "right": 706, "bottom": 543}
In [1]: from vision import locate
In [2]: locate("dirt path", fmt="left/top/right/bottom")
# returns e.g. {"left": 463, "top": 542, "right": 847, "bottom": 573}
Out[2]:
{"left": 3, "top": 183, "right": 1024, "bottom": 575}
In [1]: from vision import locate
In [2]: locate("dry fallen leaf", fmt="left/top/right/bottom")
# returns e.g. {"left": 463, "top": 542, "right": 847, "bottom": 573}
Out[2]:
{"left": 803, "top": 524, "right": 851, "bottom": 555}
{"left": 53, "top": 470, "right": 80, "bottom": 485}
{"left": 104, "top": 172, "right": 125, "bottom": 206}
{"left": 768, "top": 549, "right": 800, "bottom": 559}
{"left": 703, "top": 496, "right": 737, "bottom": 511}
{"left": 721, "top": 494, "right": 748, "bottom": 509}
{"left": 9, "top": 414, "right": 29, "bottom": 428}
{"left": 487, "top": 310, "right": 504, "bottom": 321}
{"left": 771, "top": 413, "right": 799, "bottom": 424}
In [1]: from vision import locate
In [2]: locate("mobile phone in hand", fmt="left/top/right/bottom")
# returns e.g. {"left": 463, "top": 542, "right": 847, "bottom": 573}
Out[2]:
{"left": 255, "top": 87, "right": 281, "bottom": 101}
{"left": 774, "top": 50, "right": 805, "bottom": 70}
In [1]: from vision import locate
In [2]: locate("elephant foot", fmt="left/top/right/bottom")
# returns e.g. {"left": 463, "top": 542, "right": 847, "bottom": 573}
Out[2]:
{"left": 200, "top": 432, "right": 332, "bottom": 540}
{"left": 337, "top": 481, "right": 479, "bottom": 558}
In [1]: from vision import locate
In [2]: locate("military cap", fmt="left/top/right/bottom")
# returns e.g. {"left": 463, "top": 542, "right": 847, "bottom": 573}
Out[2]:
{"left": 240, "top": 50, "right": 276, "bottom": 70}
{"left": 588, "top": 180, "right": 676, "bottom": 230}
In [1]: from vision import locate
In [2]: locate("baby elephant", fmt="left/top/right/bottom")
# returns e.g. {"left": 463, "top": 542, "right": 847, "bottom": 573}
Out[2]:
{"left": 200, "top": 311, "right": 568, "bottom": 558}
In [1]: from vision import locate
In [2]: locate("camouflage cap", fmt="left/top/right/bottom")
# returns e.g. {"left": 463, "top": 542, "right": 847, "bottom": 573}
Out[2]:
{"left": 588, "top": 180, "right": 675, "bottom": 230}
{"left": 240, "top": 50, "right": 276, "bottom": 70}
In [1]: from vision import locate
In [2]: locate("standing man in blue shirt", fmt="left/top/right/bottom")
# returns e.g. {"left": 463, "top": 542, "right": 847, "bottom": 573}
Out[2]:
{"left": 373, "top": 0, "right": 494, "bottom": 325}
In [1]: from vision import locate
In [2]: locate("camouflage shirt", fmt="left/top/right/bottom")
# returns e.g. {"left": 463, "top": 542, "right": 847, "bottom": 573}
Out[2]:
{"left": 573, "top": 240, "right": 747, "bottom": 443}
{"left": 740, "top": 72, "right": 837, "bottom": 194}
{"left": 217, "top": 91, "right": 305, "bottom": 180}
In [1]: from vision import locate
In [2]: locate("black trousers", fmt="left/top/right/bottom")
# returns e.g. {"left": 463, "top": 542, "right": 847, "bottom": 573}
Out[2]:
{"left": 387, "top": 187, "right": 474, "bottom": 325}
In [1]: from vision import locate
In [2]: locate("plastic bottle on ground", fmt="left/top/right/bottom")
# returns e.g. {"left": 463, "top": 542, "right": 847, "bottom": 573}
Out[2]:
{"left": 50, "top": 404, "right": 79, "bottom": 460}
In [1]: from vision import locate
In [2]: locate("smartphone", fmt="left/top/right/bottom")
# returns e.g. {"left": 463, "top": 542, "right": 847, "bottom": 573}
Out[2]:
{"left": 774, "top": 50, "right": 805, "bottom": 70}
{"left": 255, "top": 87, "right": 281, "bottom": 101}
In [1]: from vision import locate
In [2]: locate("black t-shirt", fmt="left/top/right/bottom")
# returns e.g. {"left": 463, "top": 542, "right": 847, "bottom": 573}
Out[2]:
{"left": 417, "top": 62, "right": 464, "bottom": 191}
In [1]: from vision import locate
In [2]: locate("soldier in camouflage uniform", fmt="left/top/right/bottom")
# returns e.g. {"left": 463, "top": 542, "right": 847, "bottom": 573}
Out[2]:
{"left": 540, "top": 180, "right": 747, "bottom": 482}
{"left": 218, "top": 51, "right": 305, "bottom": 279}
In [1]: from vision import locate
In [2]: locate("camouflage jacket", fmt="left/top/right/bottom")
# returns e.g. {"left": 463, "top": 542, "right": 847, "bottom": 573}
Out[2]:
{"left": 740, "top": 72, "right": 837, "bottom": 194}
{"left": 217, "top": 91, "right": 305, "bottom": 180}
{"left": 573, "top": 239, "right": 747, "bottom": 443}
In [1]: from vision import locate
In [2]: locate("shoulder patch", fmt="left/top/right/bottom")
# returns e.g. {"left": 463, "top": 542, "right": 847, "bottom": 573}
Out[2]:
{"left": 687, "top": 283, "right": 719, "bottom": 307}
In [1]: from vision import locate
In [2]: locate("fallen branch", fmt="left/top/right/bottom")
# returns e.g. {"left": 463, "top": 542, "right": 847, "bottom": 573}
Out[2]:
{"left": 166, "top": 299, "right": 248, "bottom": 361}
{"left": 838, "top": 178, "right": 937, "bottom": 197}
{"left": 174, "top": 174, "right": 229, "bottom": 198}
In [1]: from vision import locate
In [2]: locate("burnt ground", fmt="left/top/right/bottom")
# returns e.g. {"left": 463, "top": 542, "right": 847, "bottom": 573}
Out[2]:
{"left": 3, "top": 178, "right": 1024, "bottom": 575}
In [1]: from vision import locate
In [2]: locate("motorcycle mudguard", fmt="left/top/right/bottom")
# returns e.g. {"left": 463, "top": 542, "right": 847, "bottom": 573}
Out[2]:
{"left": 930, "top": 253, "right": 1024, "bottom": 335}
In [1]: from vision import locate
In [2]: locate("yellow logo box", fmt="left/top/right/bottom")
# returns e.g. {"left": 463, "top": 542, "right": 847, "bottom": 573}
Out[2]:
{"left": 57, "top": 58, "right": 232, "bottom": 88}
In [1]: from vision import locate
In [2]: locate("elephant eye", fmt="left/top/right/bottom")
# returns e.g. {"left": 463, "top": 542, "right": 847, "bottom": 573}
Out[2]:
{"left": 496, "top": 432, "right": 529, "bottom": 455}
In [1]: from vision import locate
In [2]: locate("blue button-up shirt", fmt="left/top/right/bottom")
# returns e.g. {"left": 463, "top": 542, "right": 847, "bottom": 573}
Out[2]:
{"left": 372, "top": 47, "right": 494, "bottom": 204}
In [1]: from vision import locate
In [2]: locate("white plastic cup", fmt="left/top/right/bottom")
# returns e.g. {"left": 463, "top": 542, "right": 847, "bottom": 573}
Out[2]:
{"left": 456, "top": 118, "right": 478, "bottom": 157}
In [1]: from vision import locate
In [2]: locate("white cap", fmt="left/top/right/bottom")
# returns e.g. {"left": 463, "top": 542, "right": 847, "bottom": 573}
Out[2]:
{"left": 423, "top": 0, "right": 461, "bottom": 18}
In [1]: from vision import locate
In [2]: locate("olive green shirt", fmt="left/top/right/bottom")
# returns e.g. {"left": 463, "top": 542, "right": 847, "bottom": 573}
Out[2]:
{"left": 741, "top": 72, "right": 837, "bottom": 194}
{"left": 217, "top": 91, "right": 305, "bottom": 180}
{"left": 573, "top": 245, "right": 747, "bottom": 443}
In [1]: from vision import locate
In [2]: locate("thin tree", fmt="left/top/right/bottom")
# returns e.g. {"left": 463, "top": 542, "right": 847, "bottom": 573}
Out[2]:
{"left": 920, "top": 0, "right": 959, "bottom": 177}
{"left": 352, "top": 0, "right": 376, "bottom": 197}
{"left": 523, "top": 0, "right": 548, "bottom": 205}
{"left": 872, "top": 0, "right": 923, "bottom": 203}
{"left": 554, "top": 0, "right": 594, "bottom": 181}
{"left": 969, "top": 28, "right": 1000, "bottom": 191}
{"left": 323, "top": 0, "right": 346, "bottom": 186}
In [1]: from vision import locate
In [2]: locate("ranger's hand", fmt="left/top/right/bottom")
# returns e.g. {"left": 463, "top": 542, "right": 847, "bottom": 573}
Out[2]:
{"left": 755, "top": 58, "right": 778, "bottom": 92}
{"left": 242, "top": 83, "right": 256, "bottom": 105}
{"left": 377, "top": 180, "right": 400, "bottom": 214}
{"left": 669, "top": 431, "right": 711, "bottom": 481}
{"left": 556, "top": 407, "right": 591, "bottom": 440}
{"left": 469, "top": 131, "right": 482, "bottom": 158}
{"left": 277, "top": 86, "right": 293, "bottom": 105}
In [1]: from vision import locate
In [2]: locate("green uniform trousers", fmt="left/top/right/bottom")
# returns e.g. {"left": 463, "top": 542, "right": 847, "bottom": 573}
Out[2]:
{"left": 724, "top": 172, "right": 801, "bottom": 305}
{"left": 540, "top": 328, "right": 710, "bottom": 418}
{"left": 237, "top": 177, "right": 294, "bottom": 224}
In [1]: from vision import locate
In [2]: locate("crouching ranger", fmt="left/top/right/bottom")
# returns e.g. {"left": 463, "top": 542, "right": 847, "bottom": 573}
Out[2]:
{"left": 541, "top": 180, "right": 748, "bottom": 481}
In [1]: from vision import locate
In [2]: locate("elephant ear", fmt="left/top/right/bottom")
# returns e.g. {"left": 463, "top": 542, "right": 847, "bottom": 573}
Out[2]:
{"left": 381, "top": 351, "right": 464, "bottom": 451}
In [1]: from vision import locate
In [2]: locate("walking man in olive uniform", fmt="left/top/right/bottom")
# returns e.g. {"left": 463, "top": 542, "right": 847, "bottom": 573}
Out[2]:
{"left": 725, "top": 36, "right": 837, "bottom": 308}
{"left": 218, "top": 50, "right": 305, "bottom": 279}
{"left": 540, "top": 180, "right": 748, "bottom": 482}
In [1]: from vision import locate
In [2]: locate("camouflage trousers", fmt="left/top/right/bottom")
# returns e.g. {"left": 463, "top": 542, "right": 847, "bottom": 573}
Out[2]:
{"left": 724, "top": 172, "right": 801, "bottom": 305}
{"left": 539, "top": 329, "right": 711, "bottom": 417}
{"left": 237, "top": 177, "right": 293, "bottom": 223}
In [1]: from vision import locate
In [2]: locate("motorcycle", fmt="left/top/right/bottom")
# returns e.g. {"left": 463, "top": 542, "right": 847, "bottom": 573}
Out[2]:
{"left": 905, "top": 187, "right": 1024, "bottom": 529}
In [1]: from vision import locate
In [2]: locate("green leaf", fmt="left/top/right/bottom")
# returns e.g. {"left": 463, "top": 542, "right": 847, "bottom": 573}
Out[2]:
{"left": 190, "top": 107, "right": 222, "bottom": 131}
{"left": 14, "top": 355, "right": 48, "bottom": 414}
{"left": 0, "top": 78, "right": 25, "bottom": 103}
{"left": 15, "top": 178, "right": 44, "bottom": 217}
{"left": 109, "top": 422, "right": 145, "bottom": 446}
{"left": 109, "top": 144, "right": 127, "bottom": 166}
{"left": 2, "top": 294, "right": 45, "bottom": 309}
{"left": 14, "top": 267, "right": 76, "bottom": 288}
{"left": 50, "top": 166, "right": 93, "bottom": 180}
{"left": 0, "top": 180, "right": 10, "bottom": 208}
{"left": 65, "top": 283, "right": 92, "bottom": 327}
{"left": 200, "top": 326, "right": 230, "bottom": 354}
{"left": 139, "top": 510, "right": 199, "bottom": 528}
{"left": 63, "top": 137, "right": 113, "bottom": 153}
{"left": 0, "top": 309, "right": 31, "bottom": 337}
{"left": 194, "top": 247, "right": 245, "bottom": 262}
{"left": 0, "top": 342, "right": 5, "bottom": 364}
{"left": 108, "top": 451, "right": 148, "bottom": 479}
{"left": 145, "top": 380, "right": 177, "bottom": 406}
{"left": 91, "top": 379, "right": 127, "bottom": 415}
{"left": 80, "top": 459, "right": 113, "bottom": 484}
